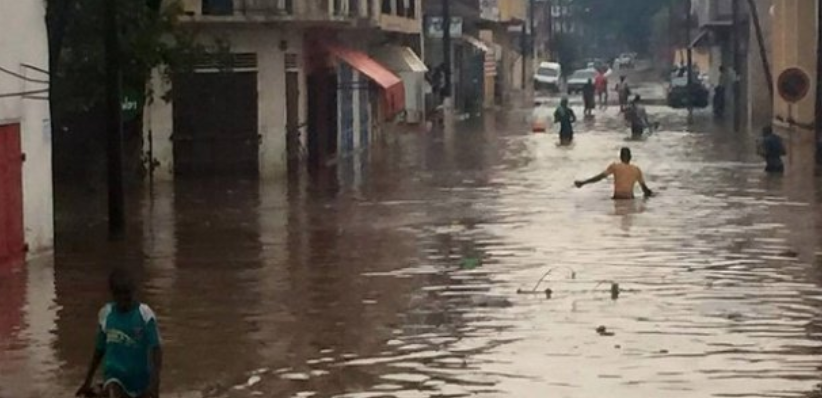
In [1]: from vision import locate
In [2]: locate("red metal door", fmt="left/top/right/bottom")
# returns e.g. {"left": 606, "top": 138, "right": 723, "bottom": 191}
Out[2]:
{"left": 0, "top": 124, "right": 24, "bottom": 267}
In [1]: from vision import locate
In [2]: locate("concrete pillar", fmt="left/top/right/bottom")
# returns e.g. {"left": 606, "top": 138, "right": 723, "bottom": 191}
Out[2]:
{"left": 771, "top": 0, "right": 817, "bottom": 177}
{"left": 746, "top": 0, "right": 774, "bottom": 132}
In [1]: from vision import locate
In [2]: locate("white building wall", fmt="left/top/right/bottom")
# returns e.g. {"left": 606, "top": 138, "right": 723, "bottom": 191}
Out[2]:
{"left": 145, "top": 26, "right": 306, "bottom": 180}
{"left": 0, "top": 0, "right": 53, "bottom": 254}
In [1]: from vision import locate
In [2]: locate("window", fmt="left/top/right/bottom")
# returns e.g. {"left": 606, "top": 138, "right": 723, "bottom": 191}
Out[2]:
{"left": 202, "top": 0, "right": 233, "bottom": 15}
{"left": 382, "top": 0, "right": 391, "bottom": 14}
{"left": 408, "top": 0, "right": 415, "bottom": 18}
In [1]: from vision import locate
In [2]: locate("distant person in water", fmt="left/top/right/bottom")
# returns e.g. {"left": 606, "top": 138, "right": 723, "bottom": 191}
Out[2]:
{"left": 554, "top": 97, "right": 577, "bottom": 145}
{"left": 575, "top": 147, "right": 653, "bottom": 199}
{"left": 616, "top": 76, "right": 631, "bottom": 112}
{"left": 595, "top": 70, "right": 609, "bottom": 108}
{"left": 624, "top": 95, "right": 650, "bottom": 139}
{"left": 582, "top": 79, "right": 596, "bottom": 117}
{"left": 757, "top": 125, "right": 786, "bottom": 173}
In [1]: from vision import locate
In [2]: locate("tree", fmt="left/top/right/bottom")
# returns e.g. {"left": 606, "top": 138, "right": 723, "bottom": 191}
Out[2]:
{"left": 47, "top": 0, "right": 205, "bottom": 182}
{"left": 573, "top": 0, "right": 680, "bottom": 55}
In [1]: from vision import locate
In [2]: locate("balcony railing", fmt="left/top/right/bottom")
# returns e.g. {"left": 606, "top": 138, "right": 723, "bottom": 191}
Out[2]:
{"left": 200, "top": 0, "right": 370, "bottom": 20}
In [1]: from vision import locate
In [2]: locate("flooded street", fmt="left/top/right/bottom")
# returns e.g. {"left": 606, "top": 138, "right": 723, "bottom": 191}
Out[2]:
{"left": 3, "top": 81, "right": 822, "bottom": 398}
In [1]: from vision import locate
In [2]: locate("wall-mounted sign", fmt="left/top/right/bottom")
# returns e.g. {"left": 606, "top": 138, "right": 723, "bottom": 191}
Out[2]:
{"left": 480, "top": 0, "right": 499, "bottom": 21}
{"left": 777, "top": 67, "right": 810, "bottom": 104}
{"left": 426, "top": 16, "right": 463, "bottom": 38}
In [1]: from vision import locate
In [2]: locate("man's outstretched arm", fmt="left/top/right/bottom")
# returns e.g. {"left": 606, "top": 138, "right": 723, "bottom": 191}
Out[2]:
{"left": 575, "top": 173, "right": 607, "bottom": 188}
{"left": 640, "top": 182, "right": 653, "bottom": 197}
{"left": 638, "top": 170, "right": 653, "bottom": 197}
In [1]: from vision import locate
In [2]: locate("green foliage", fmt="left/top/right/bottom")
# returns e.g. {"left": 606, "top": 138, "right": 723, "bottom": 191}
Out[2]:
{"left": 571, "top": 0, "right": 681, "bottom": 54}
{"left": 552, "top": 33, "right": 581, "bottom": 76}
{"left": 49, "top": 0, "right": 204, "bottom": 115}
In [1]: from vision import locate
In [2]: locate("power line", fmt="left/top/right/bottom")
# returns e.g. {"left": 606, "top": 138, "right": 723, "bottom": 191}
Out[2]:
{"left": 0, "top": 65, "right": 50, "bottom": 84}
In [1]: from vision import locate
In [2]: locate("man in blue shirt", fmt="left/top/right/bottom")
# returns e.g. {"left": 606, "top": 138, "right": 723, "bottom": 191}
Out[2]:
{"left": 77, "top": 269, "right": 163, "bottom": 398}
{"left": 758, "top": 126, "right": 786, "bottom": 173}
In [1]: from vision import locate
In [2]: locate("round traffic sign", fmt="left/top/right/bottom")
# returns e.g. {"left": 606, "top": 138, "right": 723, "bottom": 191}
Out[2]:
{"left": 777, "top": 67, "right": 810, "bottom": 103}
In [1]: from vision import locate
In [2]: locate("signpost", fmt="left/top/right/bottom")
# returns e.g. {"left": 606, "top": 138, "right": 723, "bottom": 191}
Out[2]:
{"left": 777, "top": 67, "right": 810, "bottom": 104}
{"left": 426, "top": 16, "right": 463, "bottom": 38}
{"left": 121, "top": 88, "right": 143, "bottom": 123}
{"left": 776, "top": 67, "right": 810, "bottom": 170}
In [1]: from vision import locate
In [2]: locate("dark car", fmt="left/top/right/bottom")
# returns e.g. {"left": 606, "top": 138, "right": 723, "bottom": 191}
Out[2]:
{"left": 667, "top": 76, "right": 710, "bottom": 109}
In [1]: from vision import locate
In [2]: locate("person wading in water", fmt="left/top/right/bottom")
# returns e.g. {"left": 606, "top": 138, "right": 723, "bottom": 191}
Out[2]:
{"left": 624, "top": 95, "right": 650, "bottom": 139}
{"left": 757, "top": 125, "right": 786, "bottom": 174}
{"left": 554, "top": 97, "right": 577, "bottom": 145}
{"left": 574, "top": 147, "right": 653, "bottom": 199}
{"left": 77, "top": 269, "right": 163, "bottom": 398}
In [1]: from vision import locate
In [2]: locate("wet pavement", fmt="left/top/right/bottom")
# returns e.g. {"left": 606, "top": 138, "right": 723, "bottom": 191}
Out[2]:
{"left": 3, "top": 81, "right": 822, "bottom": 398}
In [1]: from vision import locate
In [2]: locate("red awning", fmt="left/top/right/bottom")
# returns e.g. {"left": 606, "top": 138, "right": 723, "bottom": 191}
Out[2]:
{"left": 326, "top": 44, "right": 406, "bottom": 119}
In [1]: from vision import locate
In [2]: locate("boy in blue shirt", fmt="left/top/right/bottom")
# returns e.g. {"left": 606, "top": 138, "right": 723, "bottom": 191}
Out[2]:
{"left": 77, "top": 269, "right": 163, "bottom": 398}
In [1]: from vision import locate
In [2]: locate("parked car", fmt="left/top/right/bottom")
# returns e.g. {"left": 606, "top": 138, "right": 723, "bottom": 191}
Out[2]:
{"left": 567, "top": 68, "right": 598, "bottom": 94}
{"left": 667, "top": 75, "right": 710, "bottom": 109}
{"left": 534, "top": 62, "right": 562, "bottom": 92}
{"left": 616, "top": 53, "right": 634, "bottom": 69}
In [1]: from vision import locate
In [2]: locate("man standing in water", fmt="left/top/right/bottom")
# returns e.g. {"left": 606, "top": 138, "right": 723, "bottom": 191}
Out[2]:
{"left": 616, "top": 76, "right": 631, "bottom": 112}
{"left": 758, "top": 125, "right": 786, "bottom": 173}
{"left": 77, "top": 269, "right": 163, "bottom": 398}
{"left": 575, "top": 147, "right": 653, "bottom": 199}
{"left": 625, "top": 95, "right": 650, "bottom": 139}
{"left": 582, "top": 79, "right": 596, "bottom": 117}
{"left": 595, "top": 70, "right": 608, "bottom": 108}
{"left": 554, "top": 97, "right": 577, "bottom": 145}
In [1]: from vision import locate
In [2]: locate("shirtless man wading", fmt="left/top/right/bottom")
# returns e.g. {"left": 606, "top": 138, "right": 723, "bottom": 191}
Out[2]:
{"left": 574, "top": 147, "right": 653, "bottom": 199}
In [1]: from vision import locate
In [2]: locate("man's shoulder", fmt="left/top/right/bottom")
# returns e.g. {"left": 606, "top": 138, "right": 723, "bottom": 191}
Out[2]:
{"left": 98, "top": 303, "right": 114, "bottom": 329}
{"left": 138, "top": 303, "right": 158, "bottom": 324}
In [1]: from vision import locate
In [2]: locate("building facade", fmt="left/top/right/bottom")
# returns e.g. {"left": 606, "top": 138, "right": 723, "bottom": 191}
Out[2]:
{"left": 770, "top": 0, "right": 817, "bottom": 175}
{"left": 691, "top": 0, "right": 773, "bottom": 133}
{"left": 146, "top": 0, "right": 420, "bottom": 179}
{"left": 0, "top": 0, "right": 53, "bottom": 261}
{"left": 423, "top": 0, "right": 528, "bottom": 115}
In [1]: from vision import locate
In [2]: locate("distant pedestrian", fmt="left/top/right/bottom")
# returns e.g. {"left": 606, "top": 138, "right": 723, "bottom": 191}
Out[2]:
{"left": 757, "top": 125, "right": 786, "bottom": 174}
{"left": 554, "top": 97, "right": 577, "bottom": 145}
{"left": 616, "top": 76, "right": 631, "bottom": 112}
{"left": 575, "top": 147, "right": 653, "bottom": 200}
{"left": 624, "top": 95, "right": 650, "bottom": 139}
{"left": 77, "top": 269, "right": 163, "bottom": 398}
{"left": 713, "top": 65, "right": 730, "bottom": 118}
{"left": 582, "top": 79, "right": 596, "bottom": 117}
{"left": 595, "top": 71, "right": 609, "bottom": 108}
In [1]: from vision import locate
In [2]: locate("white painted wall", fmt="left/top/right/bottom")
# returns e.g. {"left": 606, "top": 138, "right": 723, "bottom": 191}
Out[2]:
{"left": 0, "top": 0, "right": 53, "bottom": 254}
{"left": 145, "top": 26, "right": 306, "bottom": 180}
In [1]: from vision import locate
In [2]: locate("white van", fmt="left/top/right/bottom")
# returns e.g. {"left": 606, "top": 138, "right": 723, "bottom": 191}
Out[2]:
{"left": 534, "top": 62, "right": 562, "bottom": 93}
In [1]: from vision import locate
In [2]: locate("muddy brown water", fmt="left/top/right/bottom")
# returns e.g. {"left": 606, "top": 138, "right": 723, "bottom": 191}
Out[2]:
{"left": 2, "top": 93, "right": 822, "bottom": 398}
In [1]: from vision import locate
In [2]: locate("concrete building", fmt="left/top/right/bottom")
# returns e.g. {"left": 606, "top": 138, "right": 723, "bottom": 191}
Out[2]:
{"left": 0, "top": 0, "right": 53, "bottom": 262}
{"left": 423, "top": 0, "right": 527, "bottom": 114}
{"left": 691, "top": 0, "right": 774, "bottom": 132}
{"left": 770, "top": 0, "right": 817, "bottom": 176}
{"left": 146, "top": 0, "right": 420, "bottom": 179}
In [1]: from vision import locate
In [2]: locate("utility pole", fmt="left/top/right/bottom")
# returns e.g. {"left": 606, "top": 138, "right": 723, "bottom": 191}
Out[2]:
{"left": 105, "top": 0, "right": 125, "bottom": 239}
{"left": 686, "top": 0, "right": 693, "bottom": 115}
{"left": 520, "top": 2, "right": 529, "bottom": 90}
{"left": 442, "top": 0, "right": 452, "bottom": 102}
{"left": 731, "top": 0, "right": 742, "bottom": 132}
{"left": 530, "top": 0, "right": 536, "bottom": 61}
{"left": 547, "top": 0, "right": 554, "bottom": 60}
{"left": 816, "top": 0, "right": 822, "bottom": 160}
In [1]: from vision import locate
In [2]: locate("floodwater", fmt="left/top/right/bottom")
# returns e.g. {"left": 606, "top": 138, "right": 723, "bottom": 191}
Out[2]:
{"left": 3, "top": 82, "right": 822, "bottom": 398}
